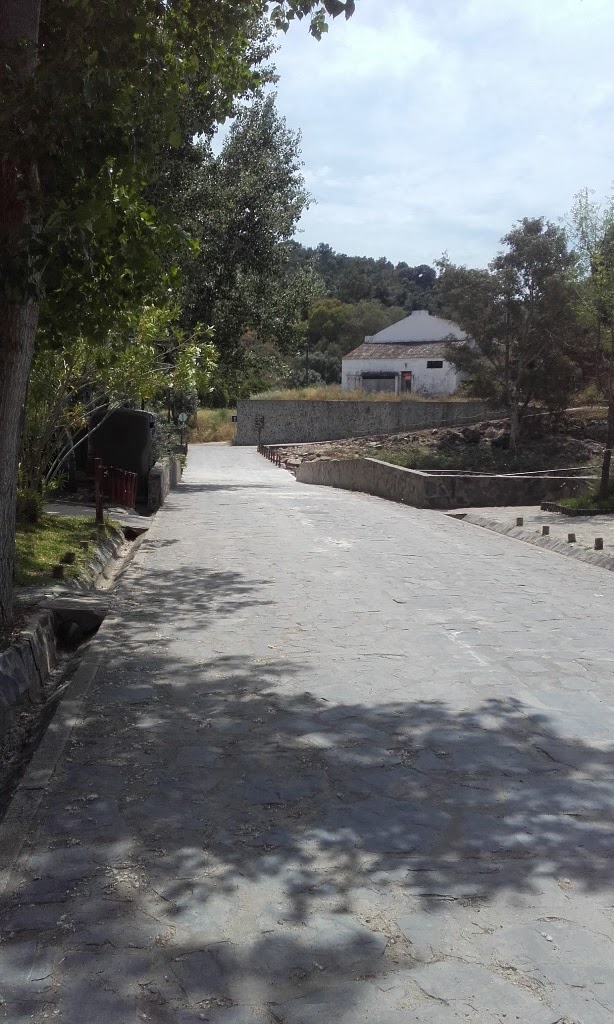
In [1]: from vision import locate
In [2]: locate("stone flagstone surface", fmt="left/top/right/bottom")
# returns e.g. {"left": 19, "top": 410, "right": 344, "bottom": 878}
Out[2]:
{"left": 1, "top": 443, "right": 614, "bottom": 1022}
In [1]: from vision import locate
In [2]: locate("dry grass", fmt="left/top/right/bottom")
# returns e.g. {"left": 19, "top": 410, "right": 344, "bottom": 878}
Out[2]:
{"left": 189, "top": 408, "right": 236, "bottom": 443}
{"left": 252, "top": 385, "right": 472, "bottom": 403}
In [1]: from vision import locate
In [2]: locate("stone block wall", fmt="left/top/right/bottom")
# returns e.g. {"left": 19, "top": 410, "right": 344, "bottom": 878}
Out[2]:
{"left": 295, "top": 457, "right": 596, "bottom": 510}
{"left": 0, "top": 611, "right": 57, "bottom": 744}
{"left": 148, "top": 456, "right": 182, "bottom": 512}
{"left": 236, "top": 399, "right": 502, "bottom": 446}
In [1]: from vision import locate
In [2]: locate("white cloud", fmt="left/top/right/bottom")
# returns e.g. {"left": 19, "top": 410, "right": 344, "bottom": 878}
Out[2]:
{"left": 272, "top": 0, "right": 614, "bottom": 266}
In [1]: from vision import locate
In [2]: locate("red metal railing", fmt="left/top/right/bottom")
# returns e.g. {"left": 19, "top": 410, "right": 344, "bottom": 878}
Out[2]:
{"left": 108, "top": 466, "right": 137, "bottom": 509}
{"left": 94, "top": 458, "right": 137, "bottom": 523}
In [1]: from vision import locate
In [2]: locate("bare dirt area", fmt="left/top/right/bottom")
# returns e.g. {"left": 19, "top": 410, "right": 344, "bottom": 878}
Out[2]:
{"left": 271, "top": 412, "right": 607, "bottom": 477}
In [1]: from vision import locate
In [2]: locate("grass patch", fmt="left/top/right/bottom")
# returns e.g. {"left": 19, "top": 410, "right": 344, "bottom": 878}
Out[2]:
{"left": 189, "top": 408, "right": 236, "bottom": 443}
{"left": 372, "top": 440, "right": 597, "bottom": 475}
{"left": 252, "top": 385, "right": 471, "bottom": 402}
{"left": 15, "top": 515, "right": 117, "bottom": 587}
{"left": 558, "top": 487, "right": 614, "bottom": 513}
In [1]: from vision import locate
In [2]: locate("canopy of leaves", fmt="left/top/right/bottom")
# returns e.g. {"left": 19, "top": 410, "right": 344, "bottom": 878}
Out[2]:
{"left": 568, "top": 189, "right": 614, "bottom": 388}
{"left": 304, "top": 298, "right": 407, "bottom": 357}
{"left": 436, "top": 218, "right": 581, "bottom": 440}
{"left": 2, "top": 1, "right": 354, "bottom": 330}
{"left": 290, "top": 243, "right": 437, "bottom": 310}
{"left": 173, "top": 94, "right": 317, "bottom": 366}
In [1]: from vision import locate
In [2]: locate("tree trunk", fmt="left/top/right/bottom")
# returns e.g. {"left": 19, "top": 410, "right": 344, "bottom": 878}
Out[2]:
{"left": 0, "top": 305, "right": 38, "bottom": 627}
{"left": 0, "top": 0, "right": 42, "bottom": 627}
{"left": 509, "top": 402, "right": 520, "bottom": 449}
{"left": 599, "top": 397, "right": 614, "bottom": 499}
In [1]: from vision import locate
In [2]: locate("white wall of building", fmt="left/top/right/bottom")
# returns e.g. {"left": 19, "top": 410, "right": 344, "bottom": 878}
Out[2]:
{"left": 342, "top": 357, "right": 461, "bottom": 396}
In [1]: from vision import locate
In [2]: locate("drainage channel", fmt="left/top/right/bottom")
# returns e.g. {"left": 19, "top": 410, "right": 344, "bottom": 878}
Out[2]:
{"left": 0, "top": 605, "right": 107, "bottom": 823}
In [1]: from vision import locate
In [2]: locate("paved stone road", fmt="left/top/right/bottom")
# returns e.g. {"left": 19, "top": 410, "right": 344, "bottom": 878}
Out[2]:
{"left": 2, "top": 444, "right": 614, "bottom": 1023}
{"left": 454, "top": 503, "right": 614, "bottom": 556}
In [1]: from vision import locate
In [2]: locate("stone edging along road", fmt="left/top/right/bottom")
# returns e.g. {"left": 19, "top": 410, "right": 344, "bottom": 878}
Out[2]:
{"left": 0, "top": 523, "right": 131, "bottom": 750}
{"left": 455, "top": 511, "right": 614, "bottom": 573}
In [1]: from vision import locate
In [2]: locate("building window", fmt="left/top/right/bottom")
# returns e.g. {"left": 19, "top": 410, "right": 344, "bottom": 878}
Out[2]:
{"left": 361, "top": 372, "right": 396, "bottom": 393}
{"left": 426, "top": 360, "right": 444, "bottom": 369}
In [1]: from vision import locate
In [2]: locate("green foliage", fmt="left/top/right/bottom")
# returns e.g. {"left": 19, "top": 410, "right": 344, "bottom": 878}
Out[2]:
{"left": 300, "top": 350, "right": 342, "bottom": 384}
{"left": 1, "top": 2, "right": 276, "bottom": 315}
{"left": 15, "top": 515, "right": 115, "bottom": 587}
{"left": 290, "top": 243, "right": 436, "bottom": 311}
{"left": 568, "top": 190, "right": 614, "bottom": 388}
{"left": 178, "top": 95, "right": 315, "bottom": 365}
{"left": 436, "top": 218, "right": 581, "bottom": 445}
{"left": 286, "top": 366, "right": 324, "bottom": 388}
{"left": 189, "top": 409, "right": 237, "bottom": 443}
{"left": 206, "top": 345, "right": 291, "bottom": 407}
{"left": 374, "top": 441, "right": 591, "bottom": 475}
{"left": 304, "top": 298, "right": 407, "bottom": 357}
{"left": 156, "top": 91, "right": 318, "bottom": 409}
{"left": 21, "top": 304, "right": 216, "bottom": 492}
{"left": 16, "top": 490, "right": 44, "bottom": 526}
{"left": 559, "top": 486, "right": 614, "bottom": 513}
{"left": 0, "top": 0, "right": 357, "bottom": 628}
{"left": 567, "top": 189, "right": 614, "bottom": 495}
{"left": 270, "top": 1, "right": 355, "bottom": 38}
{"left": 251, "top": 384, "right": 454, "bottom": 401}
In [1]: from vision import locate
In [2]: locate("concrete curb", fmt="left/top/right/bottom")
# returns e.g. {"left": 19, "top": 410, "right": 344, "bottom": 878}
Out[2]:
{"left": 0, "top": 649, "right": 103, "bottom": 896}
{"left": 0, "top": 524, "right": 125, "bottom": 745}
{"left": 0, "top": 501, "right": 163, "bottom": 891}
{"left": 456, "top": 512, "right": 614, "bottom": 573}
{"left": 68, "top": 522, "right": 126, "bottom": 589}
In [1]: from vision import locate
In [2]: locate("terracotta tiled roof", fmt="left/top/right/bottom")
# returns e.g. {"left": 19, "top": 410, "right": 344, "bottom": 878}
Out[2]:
{"left": 342, "top": 342, "right": 455, "bottom": 360}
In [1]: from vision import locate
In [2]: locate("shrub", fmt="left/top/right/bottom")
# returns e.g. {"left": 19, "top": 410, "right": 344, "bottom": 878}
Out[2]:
{"left": 16, "top": 490, "right": 44, "bottom": 525}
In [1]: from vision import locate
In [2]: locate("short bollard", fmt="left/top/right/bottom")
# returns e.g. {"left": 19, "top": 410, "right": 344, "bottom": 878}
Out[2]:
{"left": 516, "top": 517, "right": 524, "bottom": 527}
{"left": 542, "top": 525, "right": 550, "bottom": 536}
{"left": 568, "top": 532, "right": 576, "bottom": 543}
{"left": 595, "top": 537, "right": 604, "bottom": 551}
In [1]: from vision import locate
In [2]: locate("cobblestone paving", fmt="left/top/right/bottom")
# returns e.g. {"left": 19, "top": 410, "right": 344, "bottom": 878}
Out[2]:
{"left": 2, "top": 445, "right": 614, "bottom": 1022}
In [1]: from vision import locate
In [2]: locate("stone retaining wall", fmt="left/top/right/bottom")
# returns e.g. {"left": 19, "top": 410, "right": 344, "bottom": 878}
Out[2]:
{"left": 237, "top": 399, "right": 502, "bottom": 446}
{"left": 148, "top": 456, "right": 182, "bottom": 512}
{"left": 0, "top": 611, "right": 58, "bottom": 744}
{"left": 295, "top": 457, "right": 596, "bottom": 510}
{"left": 0, "top": 606, "right": 58, "bottom": 745}
{"left": 0, "top": 599, "right": 108, "bottom": 748}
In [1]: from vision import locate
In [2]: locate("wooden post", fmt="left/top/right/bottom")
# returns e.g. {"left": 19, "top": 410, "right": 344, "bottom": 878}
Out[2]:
{"left": 94, "top": 458, "right": 104, "bottom": 525}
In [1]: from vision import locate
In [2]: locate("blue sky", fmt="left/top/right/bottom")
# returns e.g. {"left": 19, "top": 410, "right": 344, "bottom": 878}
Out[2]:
{"left": 269, "top": 0, "right": 614, "bottom": 268}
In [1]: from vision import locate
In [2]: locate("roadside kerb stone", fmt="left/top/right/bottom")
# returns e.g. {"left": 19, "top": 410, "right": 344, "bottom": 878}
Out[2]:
{"left": 69, "top": 522, "right": 126, "bottom": 589}
{"left": 458, "top": 511, "right": 614, "bottom": 573}
{"left": 0, "top": 521, "right": 118, "bottom": 748}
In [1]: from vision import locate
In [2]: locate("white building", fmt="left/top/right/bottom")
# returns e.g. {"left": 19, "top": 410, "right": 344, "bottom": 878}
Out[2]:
{"left": 341, "top": 310, "right": 467, "bottom": 396}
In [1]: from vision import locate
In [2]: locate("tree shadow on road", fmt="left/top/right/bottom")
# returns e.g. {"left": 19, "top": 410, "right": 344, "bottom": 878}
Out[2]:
{"left": 2, "top": 565, "right": 614, "bottom": 1022}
